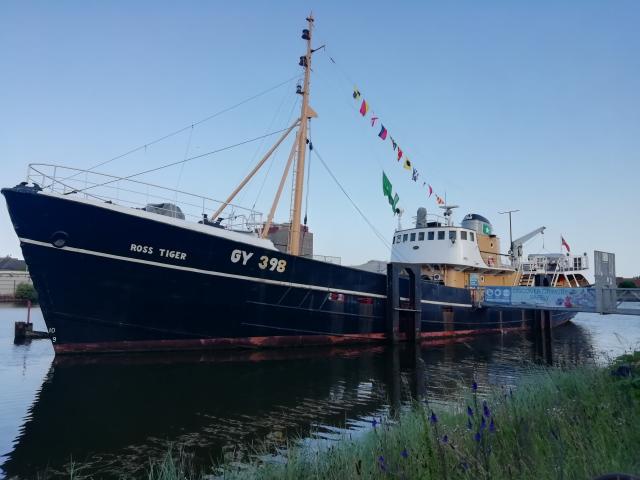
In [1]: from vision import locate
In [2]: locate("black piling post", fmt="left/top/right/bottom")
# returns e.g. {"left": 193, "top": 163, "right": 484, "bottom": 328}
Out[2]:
{"left": 542, "top": 310, "right": 553, "bottom": 365}
{"left": 385, "top": 345, "right": 402, "bottom": 417}
{"left": 386, "top": 263, "right": 422, "bottom": 344}
{"left": 386, "top": 263, "right": 400, "bottom": 343}
{"left": 406, "top": 264, "right": 422, "bottom": 342}
{"left": 532, "top": 309, "right": 553, "bottom": 365}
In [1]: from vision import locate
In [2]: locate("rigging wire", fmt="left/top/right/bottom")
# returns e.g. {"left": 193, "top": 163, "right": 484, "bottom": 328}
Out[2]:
{"left": 235, "top": 75, "right": 301, "bottom": 207}
{"left": 252, "top": 95, "right": 301, "bottom": 210}
{"left": 68, "top": 127, "right": 292, "bottom": 194}
{"left": 174, "top": 124, "right": 195, "bottom": 192}
{"left": 303, "top": 121, "right": 312, "bottom": 225}
{"left": 59, "top": 73, "right": 302, "bottom": 181}
{"left": 312, "top": 146, "right": 393, "bottom": 252}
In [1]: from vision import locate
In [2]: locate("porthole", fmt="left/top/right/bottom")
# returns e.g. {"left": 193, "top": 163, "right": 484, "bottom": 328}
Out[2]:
{"left": 50, "top": 231, "right": 69, "bottom": 248}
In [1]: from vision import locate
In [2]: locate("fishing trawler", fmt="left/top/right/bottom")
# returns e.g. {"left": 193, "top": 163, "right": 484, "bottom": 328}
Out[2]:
{"left": 2, "top": 15, "right": 588, "bottom": 353}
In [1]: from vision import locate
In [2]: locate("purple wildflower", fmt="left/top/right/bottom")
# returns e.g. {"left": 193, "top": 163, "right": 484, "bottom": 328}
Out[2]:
{"left": 474, "top": 431, "right": 482, "bottom": 442}
{"left": 483, "top": 401, "right": 491, "bottom": 417}
{"left": 401, "top": 448, "right": 408, "bottom": 459}
{"left": 378, "top": 455, "right": 387, "bottom": 472}
{"left": 467, "top": 406, "right": 474, "bottom": 417}
{"left": 442, "top": 434, "right": 449, "bottom": 444}
{"left": 372, "top": 418, "right": 378, "bottom": 428}
{"left": 472, "top": 381, "right": 478, "bottom": 392}
{"left": 480, "top": 416, "right": 486, "bottom": 430}
{"left": 489, "top": 418, "right": 496, "bottom": 433}
{"left": 430, "top": 411, "right": 438, "bottom": 424}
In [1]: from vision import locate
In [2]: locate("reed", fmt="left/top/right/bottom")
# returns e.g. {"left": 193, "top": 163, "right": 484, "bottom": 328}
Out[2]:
{"left": 150, "top": 353, "right": 640, "bottom": 480}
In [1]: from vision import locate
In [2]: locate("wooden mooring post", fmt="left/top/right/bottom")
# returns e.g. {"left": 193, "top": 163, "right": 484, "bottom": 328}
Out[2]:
{"left": 14, "top": 300, "right": 49, "bottom": 342}
{"left": 386, "top": 263, "right": 422, "bottom": 343}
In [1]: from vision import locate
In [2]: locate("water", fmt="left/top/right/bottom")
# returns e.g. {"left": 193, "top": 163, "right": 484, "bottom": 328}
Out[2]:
{"left": 1, "top": 304, "right": 639, "bottom": 479}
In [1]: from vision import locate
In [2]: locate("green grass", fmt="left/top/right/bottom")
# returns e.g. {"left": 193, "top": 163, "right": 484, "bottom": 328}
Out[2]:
{"left": 213, "top": 352, "right": 640, "bottom": 479}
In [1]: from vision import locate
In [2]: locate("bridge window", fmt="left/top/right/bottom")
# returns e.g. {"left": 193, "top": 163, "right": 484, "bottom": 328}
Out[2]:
{"left": 449, "top": 231, "right": 457, "bottom": 241}
{"left": 418, "top": 232, "right": 425, "bottom": 241}
{"left": 403, "top": 234, "right": 408, "bottom": 242}
{"left": 461, "top": 231, "right": 467, "bottom": 240}
{"left": 470, "top": 232, "right": 475, "bottom": 242}
{"left": 410, "top": 233, "right": 416, "bottom": 241}
{"left": 428, "top": 231, "right": 434, "bottom": 240}
{"left": 437, "top": 231, "right": 445, "bottom": 240}
{"left": 396, "top": 235, "right": 401, "bottom": 243}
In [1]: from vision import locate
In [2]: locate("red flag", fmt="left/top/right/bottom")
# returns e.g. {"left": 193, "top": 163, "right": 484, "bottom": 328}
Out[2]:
{"left": 561, "top": 236, "right": 571, "bottom": 252}
{"left": 397, "top": 147, "right": 403, "bottom": 162}
{"left": 359, "top": 100, "right": 369, "bottom": 116}
{"left": 428, "top": 184, "right": 433, "bottom": 198}
{"left": 378, "top": 125, "right": 388, "bottom": 140}
{"left": 436, "top": 194, "right": 444, "bottom": 205}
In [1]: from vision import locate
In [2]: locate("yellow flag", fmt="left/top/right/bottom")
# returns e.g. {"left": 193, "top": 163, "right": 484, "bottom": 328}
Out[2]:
{"left": 403, "top": 157, "right": 412, "bottom": 170}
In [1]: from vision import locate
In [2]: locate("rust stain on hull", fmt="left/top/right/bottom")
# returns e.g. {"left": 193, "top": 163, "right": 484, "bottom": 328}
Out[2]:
{"left": 53, "top": 326, "right": 528, "bottom": 355}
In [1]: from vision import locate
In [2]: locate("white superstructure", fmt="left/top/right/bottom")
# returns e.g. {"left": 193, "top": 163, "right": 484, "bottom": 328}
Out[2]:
{"left": 389, "top": 206, "right": 590, "bottom": 288}
{"left": 391, "top": 206, "right": 514, "bottom": 275}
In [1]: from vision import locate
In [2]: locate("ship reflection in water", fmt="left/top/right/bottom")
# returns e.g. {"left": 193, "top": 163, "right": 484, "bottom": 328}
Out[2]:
{"left": 0, "top": 316, "right": 624, "bottom": 479}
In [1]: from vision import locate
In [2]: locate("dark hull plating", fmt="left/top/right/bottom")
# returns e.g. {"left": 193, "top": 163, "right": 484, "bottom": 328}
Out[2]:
{"left": 2, "top": 187, "right": 574, "bottom": 353}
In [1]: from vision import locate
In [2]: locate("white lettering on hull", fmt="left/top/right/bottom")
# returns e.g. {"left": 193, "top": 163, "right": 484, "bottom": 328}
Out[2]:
{"left": 130, "top": 243, "right": 187, "bottom": 261}
{"left": 231, "top": 249, "right": 286, "bottom": 272}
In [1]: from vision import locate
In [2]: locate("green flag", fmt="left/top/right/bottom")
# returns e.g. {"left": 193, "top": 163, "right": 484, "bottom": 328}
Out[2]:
{"left": 391, "top": 193, "right": 399, "bottom": 212}
{"left": 382, "top": 172, "right": 400, "bottom": 213}
{"left": 382, "top": 171, "right": 392, "bottom": 198}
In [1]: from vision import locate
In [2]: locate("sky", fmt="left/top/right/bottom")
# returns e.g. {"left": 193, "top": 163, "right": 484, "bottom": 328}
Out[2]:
{"left": 1, "top": 1, "right": 639, "bottom": 276}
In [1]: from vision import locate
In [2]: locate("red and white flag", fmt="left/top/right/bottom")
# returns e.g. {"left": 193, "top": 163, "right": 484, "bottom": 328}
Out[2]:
{"left": 561, "top": 236, "right": 571, "bottom": 252}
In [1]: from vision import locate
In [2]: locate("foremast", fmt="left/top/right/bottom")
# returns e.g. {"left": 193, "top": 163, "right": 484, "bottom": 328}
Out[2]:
{"left": 288, "top": 13, "right": 314, "bottom": 256}
{"left": 211, "top": 13, "right": 316, "bottom": 256}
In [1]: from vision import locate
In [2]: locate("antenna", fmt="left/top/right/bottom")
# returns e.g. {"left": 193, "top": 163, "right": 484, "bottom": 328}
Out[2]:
{"left": 439, "top": 204, "right": 459, "bottom": 226}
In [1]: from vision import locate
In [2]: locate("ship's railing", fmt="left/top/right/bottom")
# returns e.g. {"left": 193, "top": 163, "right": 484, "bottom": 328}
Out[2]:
{"left": 308, "top": 255, "right": 342, "bottom": 265}
{"left": 411, "top": 212, "right": 449, "bottom": 227}
{"left": 26, "top": 164, "right": 264, "bottom": 232}
{"left": 516, "top": 254, "right": 589, "bottom": 274}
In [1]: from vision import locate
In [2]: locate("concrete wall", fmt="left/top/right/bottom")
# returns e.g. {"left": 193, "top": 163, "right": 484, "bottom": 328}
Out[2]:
{"left": 0, "top": 271, "right": 32, "bottom": 296}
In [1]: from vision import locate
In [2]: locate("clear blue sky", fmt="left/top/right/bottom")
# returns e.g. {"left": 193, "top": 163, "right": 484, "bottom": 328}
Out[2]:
{"left": 1, "top": 1, "right": 639, "bottom": 276}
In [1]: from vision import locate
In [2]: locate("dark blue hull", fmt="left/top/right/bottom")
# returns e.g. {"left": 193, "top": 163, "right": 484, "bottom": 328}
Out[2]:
{"left": 2, "top": 186, "right": 574, "bottom": 353}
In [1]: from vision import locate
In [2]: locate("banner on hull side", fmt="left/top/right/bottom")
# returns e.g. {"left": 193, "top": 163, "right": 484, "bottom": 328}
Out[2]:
{"left": 483, "top": 287, "right": 596, "bottom": 310}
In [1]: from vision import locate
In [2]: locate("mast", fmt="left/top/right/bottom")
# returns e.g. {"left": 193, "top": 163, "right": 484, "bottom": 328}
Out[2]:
{"left": 288, "top": 13, "right": 315, "bottom": 256}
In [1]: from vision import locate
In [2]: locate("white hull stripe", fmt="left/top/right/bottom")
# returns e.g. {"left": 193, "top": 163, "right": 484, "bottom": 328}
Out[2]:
{"left": 19, "top": 238, "right": 473, "bottom": 308}
{"left": 19, "top": 238, "right": 387, "bottom": 299}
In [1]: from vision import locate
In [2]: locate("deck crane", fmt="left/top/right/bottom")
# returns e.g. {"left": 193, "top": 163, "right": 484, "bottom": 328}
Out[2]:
{"left": 509, "top": 226, "right": 546, "bottom": 265}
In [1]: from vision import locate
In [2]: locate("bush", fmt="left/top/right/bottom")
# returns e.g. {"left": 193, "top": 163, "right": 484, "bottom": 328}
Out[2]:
{"left": 618, "top": 280, "right": 638, "bottom": 288}
{"left": 15, "top": 283, "right": 38, "bottom": 303}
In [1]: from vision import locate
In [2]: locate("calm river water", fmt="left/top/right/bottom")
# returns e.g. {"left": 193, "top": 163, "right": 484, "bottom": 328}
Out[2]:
{"left": 1, "top": 303, "right": 639, "bottom": 478}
